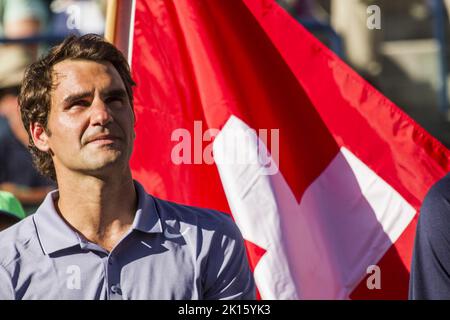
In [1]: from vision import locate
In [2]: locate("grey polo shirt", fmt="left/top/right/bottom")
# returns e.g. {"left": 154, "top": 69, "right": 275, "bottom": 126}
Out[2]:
{"left": 0, "top": 181, "right": 255, "bottom": 300}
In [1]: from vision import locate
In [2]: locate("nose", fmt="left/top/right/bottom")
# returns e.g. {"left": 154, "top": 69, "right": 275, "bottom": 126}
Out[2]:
{"left": 90, "top": 99, "right": 113, "bottom": 126}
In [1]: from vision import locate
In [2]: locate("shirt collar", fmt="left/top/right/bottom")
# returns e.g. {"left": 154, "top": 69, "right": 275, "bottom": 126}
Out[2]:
{"left": 33, "top": 180, "right": 163, "bottom": 255}
{"left": 132, "top": 181, "right": 163, "bottom": 234}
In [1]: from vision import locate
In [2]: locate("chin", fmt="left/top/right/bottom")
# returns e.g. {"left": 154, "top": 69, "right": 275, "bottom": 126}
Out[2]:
{"left": 85, "top": 152, "right": 124, "bottom": 170}
{"left": 79, "top": 147, "right": 131, "bottom": 173}
{"left": 96, "top": 154, "right": 124, "bottom": 168}
{"left": 83, "top": 161, "right": 127, "bottom": 179}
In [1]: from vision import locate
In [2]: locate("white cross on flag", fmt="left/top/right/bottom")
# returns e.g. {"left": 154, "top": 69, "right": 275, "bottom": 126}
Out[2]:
{"left": 107, "top": 0, "right": 450, "bottom": 299}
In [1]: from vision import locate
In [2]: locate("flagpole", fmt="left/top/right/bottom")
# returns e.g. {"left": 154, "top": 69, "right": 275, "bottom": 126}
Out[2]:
{"left": 105, "top": 0, "right": 118, "bottom": 43}
{"left": 104, "top": 0, "right": 134, "bottom": 63}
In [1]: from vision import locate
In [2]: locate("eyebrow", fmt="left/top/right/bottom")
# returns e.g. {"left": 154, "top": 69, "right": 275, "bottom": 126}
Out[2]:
{"left": 62, "top": 90, "right": 94, "bottom": 105}
{"left": 101, "top": 88, "right": 128, "bottom": 100}
{"left": 62, "top": 88, "right": 128, "bottom": 106}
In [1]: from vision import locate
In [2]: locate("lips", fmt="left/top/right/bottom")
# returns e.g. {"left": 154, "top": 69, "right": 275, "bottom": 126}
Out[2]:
{"left": 85, "top": 134, "right": 120, "bottom": 145}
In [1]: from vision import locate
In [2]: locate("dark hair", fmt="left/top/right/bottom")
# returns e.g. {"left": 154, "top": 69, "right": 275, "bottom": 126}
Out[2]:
{"left": 19, "top": 34, "right": 136, "bottom": 181}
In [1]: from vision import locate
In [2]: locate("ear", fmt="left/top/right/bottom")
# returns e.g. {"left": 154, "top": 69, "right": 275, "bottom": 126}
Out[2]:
{"left": 30, "top": 122, "right": 51, "bottom": 152}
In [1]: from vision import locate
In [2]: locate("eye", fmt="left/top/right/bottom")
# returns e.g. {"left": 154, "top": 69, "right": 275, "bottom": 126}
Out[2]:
{"left": 66, "top": 100, "right": 90, "bottom": 110}
{"left": 105, "top": 95, "right": 124, "bottom": 105}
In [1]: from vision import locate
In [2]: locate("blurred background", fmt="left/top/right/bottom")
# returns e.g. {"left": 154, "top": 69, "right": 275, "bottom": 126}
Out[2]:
{"left": 278, "top": 0, "right": 450, "bottom": 147}
{"left": 0, "top": 0, "right": 450, "bottom": 225}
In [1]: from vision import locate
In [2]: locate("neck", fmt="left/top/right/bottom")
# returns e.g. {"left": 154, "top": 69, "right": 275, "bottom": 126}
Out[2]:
{"left": 55, "top": 168, "right": 137, "bottom": 251}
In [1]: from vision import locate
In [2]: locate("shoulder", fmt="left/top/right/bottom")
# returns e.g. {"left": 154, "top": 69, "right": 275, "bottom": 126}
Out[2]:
{"left": 0, "top": 117, "right": 11, "bottom": 141}
{"left": 0, "top": 215, "right": 39, "bottom": 268}
{"left": 425, "top": 173, "right": 450, "bottom": 198}
{"left": 151, "top": 196, "right": 241, "bottom": 240}
{"left": 418, "top": 173, "right": 450, "bottom": 236}
{"left": 421, "top": 174, "right": 450, "bottom": 214}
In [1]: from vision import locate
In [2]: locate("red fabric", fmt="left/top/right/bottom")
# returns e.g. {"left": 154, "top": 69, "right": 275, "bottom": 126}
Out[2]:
{"left": 129, "top": 0, "right": 450, "bottom": 299}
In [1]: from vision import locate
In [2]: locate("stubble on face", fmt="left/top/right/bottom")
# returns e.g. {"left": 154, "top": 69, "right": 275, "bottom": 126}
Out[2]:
{"left": 46, "top": 59, "right": 135, "bottom": 178}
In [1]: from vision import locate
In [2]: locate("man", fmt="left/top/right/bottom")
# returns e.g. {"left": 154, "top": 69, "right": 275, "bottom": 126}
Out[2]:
{"left": 409, "top": 173, "right": 450, "bottom": 299}
{"left": 0, "top": 210, "right": 19, "bottom": 231}
{"left": 0, "top": 34, "right": 255, "bottom": 299}
{"left": 0, "top": 191, "right": 26, "bottom": 231}
{"left": 0, "top": 0, "right": 53, "bottom": 215}
{"left": 0, "top": 46, "right": 54, "bottom": 213}
{"left": 0, "top": 0, "right": 49, "bottom": 38}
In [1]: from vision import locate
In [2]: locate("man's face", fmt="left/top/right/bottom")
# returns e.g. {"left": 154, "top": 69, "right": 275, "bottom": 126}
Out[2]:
{"left": 35, "top": 59, "right": 135, "bottom": 178}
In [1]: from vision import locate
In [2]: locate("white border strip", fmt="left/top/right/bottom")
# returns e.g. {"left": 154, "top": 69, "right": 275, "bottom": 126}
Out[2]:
{"left": 128, "top": 0, "right": 137, "bottom": 67}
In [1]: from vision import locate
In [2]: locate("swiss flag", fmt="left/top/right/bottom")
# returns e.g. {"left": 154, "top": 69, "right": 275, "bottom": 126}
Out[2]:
{"left": 110, "top": 0, "right": 450, "bottom": 299}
